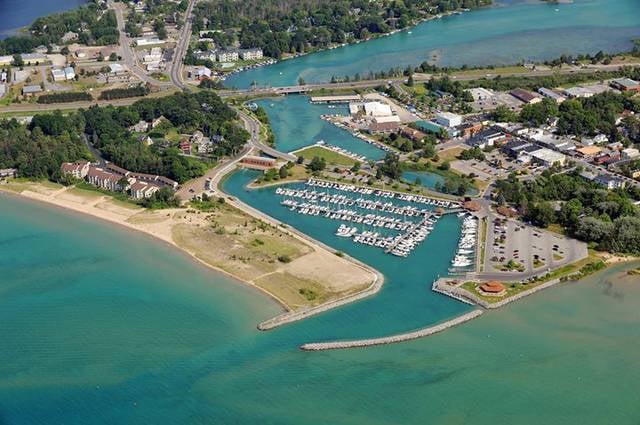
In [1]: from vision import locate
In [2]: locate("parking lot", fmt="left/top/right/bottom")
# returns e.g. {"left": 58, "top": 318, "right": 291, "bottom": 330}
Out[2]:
{"left": 481, "top": 213, "right": 588, "bottom": 279}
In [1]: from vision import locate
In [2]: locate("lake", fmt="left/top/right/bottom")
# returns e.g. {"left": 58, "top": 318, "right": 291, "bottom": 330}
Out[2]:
{"left": 226, "top": 0, "right": 640, "bottom": 88}
{"left": 0, "top": 0, "right": 87, "bottom": 39}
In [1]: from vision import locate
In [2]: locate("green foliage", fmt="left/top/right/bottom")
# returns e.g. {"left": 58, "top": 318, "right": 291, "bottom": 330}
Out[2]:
{"left": 459, "top": 147, "right": 485, "bottom": 161}
{"left": 139, "top": 187, "right": 181, "bottom": 209}
{"left": 307, "top": 156, "right": 326, "bottom": 173}
{"left": 37, "top": 92, "right": 93, "bottom": 104}
{"left": 379, "top": 152, "right": 401, "bottom": 179}
{"left": 192, "top": 0, "right": 490, "bottom": 58}
{"left": 99, "top": 85, "right": 150, "bottom": 101}
{"left": 0, "top": 117, "right": 91, "bottom": 179}
{"left": 495, "top": 170, "right": 640, "bottom": 254}
{"left": 0, "top": 3, "right": 118, "bottom": 55}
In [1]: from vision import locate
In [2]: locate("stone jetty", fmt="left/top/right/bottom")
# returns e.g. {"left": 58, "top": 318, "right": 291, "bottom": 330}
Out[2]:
{"left": 299, "top": 309, "right": 483, "bottom": 351}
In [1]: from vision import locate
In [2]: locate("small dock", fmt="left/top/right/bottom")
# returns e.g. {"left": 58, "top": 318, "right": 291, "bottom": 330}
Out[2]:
{"left": 300, "top": 310, "right": 483, "bottom": 351}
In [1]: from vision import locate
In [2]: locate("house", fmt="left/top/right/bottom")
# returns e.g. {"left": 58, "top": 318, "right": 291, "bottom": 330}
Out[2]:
{"left": 179, "top": 139, "right": 192, "bottom": 155}
{"left": 239, "top": 48, "right": 263, "bottom": 61}
{"left": 60, "top": 161, "right": 90, "bottom": 179}
{"left": 537, "top": 87, "right": 566, "bottom": 103}
{"left": 129, "top": 120, "right": 149, "bottom": 133}
{"left": 0, "top": 168, "right": 17, "bottom": 179}
{"left": 22, "top": 85, "right": 42, "bottom": 96}
{"left": 190, "top": 131, "right": 204, "bottom": 145}
{"left": 241, "top": 155, "right": 277, "bottom": 169}
{"left": 61, "top": 31, "right": 78, "bottom": 43}
{"left": 138, "top": 135, "right": 154, "bottom": 146}
{"left": 151, "top": 116, "right": 168, "bottom": 129}
{"left": 434, "top": 111, "right": 462, "bottom": 128}
{"left": 216, "top": 50, "right": 239, "bottom": 62}
{"left": 610, "top": 77, "right": 640, "bottom": 92}
{"left": 528, "top": 148, "right": 566, "bottom": 167}
{"left": 0, "top": 55, "right": 13, "bottom": 66}
{"left": 595, "top": 175, "right": 626, "bottom": 190}
{"left": 510, "top": 88, "right": 542, "bottom": 104}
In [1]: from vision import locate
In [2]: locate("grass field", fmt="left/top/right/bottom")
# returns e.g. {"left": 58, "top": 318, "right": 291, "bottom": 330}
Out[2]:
{"left": 295, "top": 146, "right": 359, "bottom": 167}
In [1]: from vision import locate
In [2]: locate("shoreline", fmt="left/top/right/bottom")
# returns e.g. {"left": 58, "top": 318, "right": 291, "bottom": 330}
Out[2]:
{"left": 0, "top": 182, "right": 384, "bottom": 329}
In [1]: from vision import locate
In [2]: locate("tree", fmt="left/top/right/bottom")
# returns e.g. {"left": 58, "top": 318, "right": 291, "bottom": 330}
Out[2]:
{"left": 11, "top": 53, "right": 24, "bottom": 67}
{"left": 491, "top": 105, "right": 518, "bottom": 122}
{"left": 307, "top": 156, "right": 326, "bottom": 172}
{"left": 297, "top": 76, "right": 306, "bottom": 86}
{"left": 109, "top": 52, "right": 118, "bottom": 61}
{"left": 278, "top": 164, "right": 289, "bottom": 179}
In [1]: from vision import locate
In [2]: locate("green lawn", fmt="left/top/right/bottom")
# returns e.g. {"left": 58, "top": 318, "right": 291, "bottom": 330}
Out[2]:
{"left": 295, "top": 146, "right": 359, "bottom": 167}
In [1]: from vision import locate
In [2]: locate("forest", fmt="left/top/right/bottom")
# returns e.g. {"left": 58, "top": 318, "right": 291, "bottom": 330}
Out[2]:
{"left": 192, "top": 0, "right": 491, "bottom": 58}
{"left": 0, "top": 92, "right": 249, "bottom": 184}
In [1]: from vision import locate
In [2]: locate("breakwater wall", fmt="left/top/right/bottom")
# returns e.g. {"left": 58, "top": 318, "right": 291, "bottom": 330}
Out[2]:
{"left": 258, "top": 270, "right": 384, "bottom": 330}
{"left": 299, "top": 309, "right": 483, "bottom": 351}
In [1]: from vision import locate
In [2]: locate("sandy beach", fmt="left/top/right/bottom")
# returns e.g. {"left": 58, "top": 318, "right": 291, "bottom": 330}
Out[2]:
{"left": 0, "top": 180, "right": 381, "bottom": 323}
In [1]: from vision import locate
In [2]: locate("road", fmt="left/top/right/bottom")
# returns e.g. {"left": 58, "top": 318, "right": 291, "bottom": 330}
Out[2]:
{"left": 169, "top": 0, "right": 197, "bottom": 90}
{"left": 109, "top": 0, "right": 172, "bottom": 87}
{"left": 234, "top": 108, "right": 297, "bottom": 161}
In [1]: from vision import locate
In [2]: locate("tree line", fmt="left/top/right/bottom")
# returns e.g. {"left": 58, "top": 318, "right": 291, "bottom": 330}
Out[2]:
{"left": 192, "top": 0, "right": 491, "bottom": 59}
{"left": 495, "top": 169, "right": 640, "bottom": 254}
{"left": 0, "top": 92, "right": 249, "bottom": 184}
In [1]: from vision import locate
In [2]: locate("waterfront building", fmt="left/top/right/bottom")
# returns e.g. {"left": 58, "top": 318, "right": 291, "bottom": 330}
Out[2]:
{"left": 217, "top": 50, "right": 239, "bottom": 62}
{"left": 0, "top": 168, "right": 17, "bottom": 179}
{"left": 241, "top": 155, "right": 277, "bottom": 169}
{"left": 130, "top": 181, "right": 159, "bottom": 199}
{"left": 60, "top": 161, "right": 90, "bottom": 179}
{"left": 239, "top": 48, "right": 263, "bottom": 61}
{"left": 363, "top": 101, "right": 393, "bottom": 117}
{"left": 87, "top": 166, "right": 125, "bottom": 191}
{"left": 479, "top": 281, "right": 507, "bottom": 296}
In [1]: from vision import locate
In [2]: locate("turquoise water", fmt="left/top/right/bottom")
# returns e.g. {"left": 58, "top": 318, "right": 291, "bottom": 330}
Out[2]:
{"left": 0, "top": 0, "right": 87, "bottom": 39}
{"left": 256, "top": 95, "right": 386, "bottom": 160}
{"left": 2, "top": 192, "right": 640, "bottom": 424}
{"left": 226, "top": 0, "right": 640, "bottom": 88}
